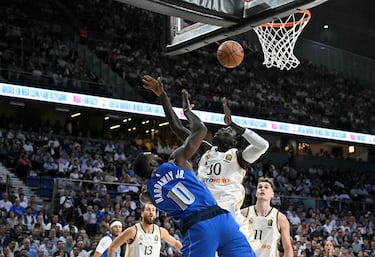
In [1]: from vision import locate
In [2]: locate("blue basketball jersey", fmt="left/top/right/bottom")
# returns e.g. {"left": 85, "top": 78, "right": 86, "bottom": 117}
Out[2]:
{"left": 101, "top": 234, "right": 120, "bottom": 257}
{"left": 147, "top": 162, "right": 217, "bottom": 221}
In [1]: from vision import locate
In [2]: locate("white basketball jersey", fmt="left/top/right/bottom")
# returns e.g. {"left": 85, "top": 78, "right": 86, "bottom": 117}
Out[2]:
{"left": 125, "top": 223, "right": 161, "bottom": 257}
{"left": 246, "top": 206, "right": 280, "bottom": 257}
{"left": 197, "top": 147, "right": 250, "bottom": 239}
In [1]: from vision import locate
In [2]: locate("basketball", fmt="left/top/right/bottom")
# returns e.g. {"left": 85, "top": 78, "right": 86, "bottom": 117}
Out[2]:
{"left": 217, "top": 40, "right": 244, "bottom": 68}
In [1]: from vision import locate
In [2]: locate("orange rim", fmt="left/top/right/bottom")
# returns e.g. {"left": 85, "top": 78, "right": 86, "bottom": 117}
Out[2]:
{"left": 259, "top": 9, "right": 311, "bottom": 28}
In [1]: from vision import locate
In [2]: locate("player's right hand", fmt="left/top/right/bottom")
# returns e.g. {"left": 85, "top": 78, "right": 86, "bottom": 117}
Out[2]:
{"left": 142, "top": 75, "right": 164, "bottom": 96}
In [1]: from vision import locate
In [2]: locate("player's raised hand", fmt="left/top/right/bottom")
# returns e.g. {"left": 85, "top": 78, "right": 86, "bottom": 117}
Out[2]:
{"left": 222, "top": 97, "right": 232, "bottom": 125}
{"left": 182, "top": 89, "right": 195, "bottom": 111}
{"left": 142, "top": 75, "right": 164, "bottom": 96}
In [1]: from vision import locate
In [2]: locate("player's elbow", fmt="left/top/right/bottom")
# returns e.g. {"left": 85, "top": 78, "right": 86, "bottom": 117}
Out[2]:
{"left": 170, "top": 126, "right": 189, "bottom": 141}
{"left": 199, "top": 123, "right": 208, "bottom": 138}
{"left": 260, "top": 139, "right": 270, "bottom": 153}
{"left": 201, "top": 123, "right": 207, "bottom": 133}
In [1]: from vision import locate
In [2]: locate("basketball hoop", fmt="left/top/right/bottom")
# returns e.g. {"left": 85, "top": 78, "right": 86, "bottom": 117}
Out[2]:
{"left": 254, "top": 9, "right": 311, "bottom": 70}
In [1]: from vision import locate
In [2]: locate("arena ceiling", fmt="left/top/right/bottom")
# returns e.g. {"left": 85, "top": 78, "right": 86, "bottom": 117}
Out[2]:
{"left": 302, "top": 0, "right": 375, "bottom": 59}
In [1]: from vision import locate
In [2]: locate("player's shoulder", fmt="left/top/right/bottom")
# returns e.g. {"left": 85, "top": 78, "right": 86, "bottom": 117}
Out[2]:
{"left": 222, "top": 148, "right": 238, "bottom": 160}
{"left": 277, "top": 209, "right": 288, "bottom": 221}
{"left": 99, "top": 235, "right": 113, "bottom": 244}
{"left": 159, "top": 225, "right": 167, "bottom": 234}
{"left": 124, "top": 223, "right": 138, "bottom": 235}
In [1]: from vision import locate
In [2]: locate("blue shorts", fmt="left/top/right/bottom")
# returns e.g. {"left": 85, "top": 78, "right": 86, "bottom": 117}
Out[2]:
{"left": 181, "top": 211, "right": 255, "bottom": 257}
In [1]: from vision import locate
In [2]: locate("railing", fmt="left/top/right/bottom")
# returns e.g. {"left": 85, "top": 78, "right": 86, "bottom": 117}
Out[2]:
{"left": 0, "top": 175, "right": 10, "bottom": 196}
{"left": 273, "top": 194, "right": 374, "bottom": 214}
{"left": 52, "top": 177, "right": 142, "bottom": 210}
{"left": 0, "top": 69, "right": 115, "bottom": 98}
{"left": 50, "top": 177, "right": 374, "bottom": 216}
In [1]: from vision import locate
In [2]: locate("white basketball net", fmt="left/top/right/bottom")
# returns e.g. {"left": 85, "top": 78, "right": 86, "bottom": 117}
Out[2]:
{"left": 254, "top": 10, "right": 311, "bottom": 70}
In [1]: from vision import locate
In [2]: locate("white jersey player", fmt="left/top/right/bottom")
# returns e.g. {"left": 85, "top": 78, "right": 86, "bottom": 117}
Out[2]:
{"left": 244, "top": 206, "right": 280, "bottom": 257}
{"left": 197, "top": 126, "right": 269, "bottom": 239}
{"left": 107, "top": 203, "right": 181, "bottom": 257}
{"left": 125, "top": 223, "right": 161, "bottom": 257}
{"left": 242, "top": 178, "right": 293, "bottom": 257}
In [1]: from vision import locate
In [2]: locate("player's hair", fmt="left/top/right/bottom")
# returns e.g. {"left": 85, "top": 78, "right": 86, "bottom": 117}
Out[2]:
{"left": 133, "top": 152, "right": 152, "bottom": 179}
{"left": 141, "top": 203, "right": 155, "bottom": 211}
{"left": 258, "top": 177, "right": 275, "bottom": 190}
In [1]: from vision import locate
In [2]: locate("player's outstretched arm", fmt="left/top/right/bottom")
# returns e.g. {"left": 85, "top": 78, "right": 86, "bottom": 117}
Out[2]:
{"left": 171, "top": 89, "right": 207, "bottom": 170}
{"left": 142, "top": 75, "right": 190, "bottom": 142}
{"left": 222, "top": 97, "right": 269, "bottom": 165}
{"left": 160, "top": 227, "right": 183, "bottom": 253}
{"left": 278, "top": 212, "right": 293, "bottom": 257}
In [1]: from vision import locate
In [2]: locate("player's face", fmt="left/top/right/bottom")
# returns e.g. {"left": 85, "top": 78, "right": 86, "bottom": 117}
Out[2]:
{"left": 110, "top": 224, "right": 123, "bottom": 237}
{"left": 212, "top": 127, "right": 237, "bottom": 148}
{"left": 134, "top": 153, "right": 161, "bottom": 182}
{"left": 256, "top": 182, "right": 274, "bottom": 199}
{"left": 142, "top": 204, "right": 157, "bottom": 225}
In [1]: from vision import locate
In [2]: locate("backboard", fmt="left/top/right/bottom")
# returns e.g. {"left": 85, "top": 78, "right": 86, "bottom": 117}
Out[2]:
{"left": 115, "top": 0, "right": 328, "bottom": 55}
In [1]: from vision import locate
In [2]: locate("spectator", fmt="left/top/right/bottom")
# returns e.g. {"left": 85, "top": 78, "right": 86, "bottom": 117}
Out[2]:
{"left": 0, "top": 225, "right": 11, "bottom": 248}
{"left": 64, "top": 236, "right": 75, "bottom": 254}
{"left": 53, "top": 240, "right": 69, "bottom": 257}
{"left": 62, "top": 219, "right": 78, "bottom": 237}
{"left": 60, "top": 191, "right": 74, "bottom": 221}
{"left": 3, "top": 238, "right": 17, "bottom": 257}
{"left": 45, "top": 215, "right": 63, "bottom": 233}
{"left": 15, "top": 152, "right": 32, "bottom": 181}
{"left": 71, "top": 240, "right": 88, "bottom": 257}
{"left": 43, "top": 157, "right": 58, "bottom": 176}
{"left": 31, "top": 223, "right": 45, "bottom": 243}
{"left": 0, "top": 193, "right": 13, "bottom": 213}
{"left": 23, "top": 140, "right": 34, "bottom": 157}
{"left": 82, "top": 205, "right": 97, "bottom": 237}
{"left": 122, "top": 194, "right": 137, "bottom": 211}
{"left": 18, "top": 194, "right": 28, "bottom": 208}
{"left": 10, "top": 199, "right": 25, "bottom": 217}
{"left": 77, "top": 229, "right": 91, "bottom": 250}
{"left": 320, "top": 240, "right": 337, "bottom": 257}
{"left": 19, "top": 238, "right": 37, "bottom": 257}
{"left": 6, "top": 210, "right": 19, "bottom": 229}
{"left": 40, "top": 203, "right": 53, "bottom": 225}
{"left": 352, "top": 235, "right": 363, "bottom": 254}
{"left": 98, "top": 214, "right": 111, "bottom": 235}
{"left": 289, "top": 210, "right": 302, "bottom": 235}
{"left": 22, "top": 206, "right": 37, "bottom": 231}
{"left": 346, "top": 246, "right": 356, "bottom": 257}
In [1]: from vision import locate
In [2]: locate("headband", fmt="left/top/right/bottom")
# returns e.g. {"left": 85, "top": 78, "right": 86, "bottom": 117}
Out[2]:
{"left": 110, "top": 221, "right": 123, "bottom": 228}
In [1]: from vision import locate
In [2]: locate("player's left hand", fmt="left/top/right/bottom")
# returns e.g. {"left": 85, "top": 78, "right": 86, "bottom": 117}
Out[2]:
{"left": 139, "top": 186, "right": 153, "bottom": 205}
{"left": 222, "top": 97, "right": 232, "bottom": 125}
{"left": 142, "top": 75, "right": 164, "bottom": 96}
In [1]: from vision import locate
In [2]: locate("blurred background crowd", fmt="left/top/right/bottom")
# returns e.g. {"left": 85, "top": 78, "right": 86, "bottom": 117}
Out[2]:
{"left": 0, "top": 0, "right": 374, "bottom": 257}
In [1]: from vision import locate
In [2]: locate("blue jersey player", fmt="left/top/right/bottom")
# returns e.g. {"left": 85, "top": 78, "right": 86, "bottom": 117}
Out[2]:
{"left": 133, "top": 88, "right": 255, "bottom": 257}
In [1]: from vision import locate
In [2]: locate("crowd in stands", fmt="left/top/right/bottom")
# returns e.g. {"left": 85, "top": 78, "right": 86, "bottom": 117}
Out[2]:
{"left": 0, "top": 0, "right": 375, "bottom": 134}
{"left": 0, "top": 0, "right": 109, "bottom": 96}
{"left": 0, "top": 0, "right": 374, "bottom": 257}
{"left": 0, "top": 115, "right": 374, "bottom": 257}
